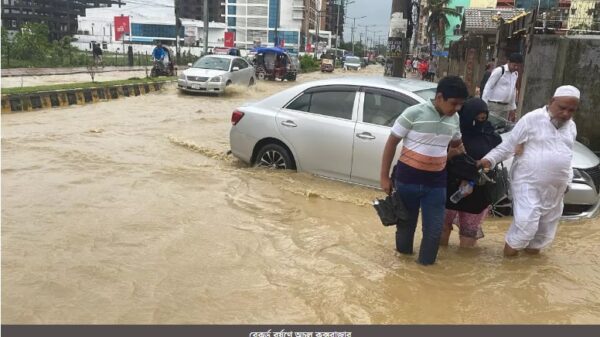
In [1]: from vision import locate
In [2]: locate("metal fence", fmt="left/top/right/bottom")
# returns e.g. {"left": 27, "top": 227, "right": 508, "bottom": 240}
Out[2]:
{"left": 1, "top": 48, "right": 200, "bottom": 69}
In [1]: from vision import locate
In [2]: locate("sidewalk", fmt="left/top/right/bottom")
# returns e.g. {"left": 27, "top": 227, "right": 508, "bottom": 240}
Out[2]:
{"left": 1, "top": 66, "right": 149, "bottom": 77}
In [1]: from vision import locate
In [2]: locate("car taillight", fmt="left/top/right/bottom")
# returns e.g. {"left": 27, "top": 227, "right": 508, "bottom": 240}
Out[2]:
{"left": 231, "top": 110, "right": 245, "bottom": 125}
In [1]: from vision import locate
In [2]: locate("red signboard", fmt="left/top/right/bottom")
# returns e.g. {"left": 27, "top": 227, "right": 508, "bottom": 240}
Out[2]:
{"left": 306, "top": 43, "right": 312, "bottom": 53}
{"left": 224, "top": 32, "right": 235, "bottom": 48}
{"left": 114, "top": 15, "right": 130, "bottom": 41}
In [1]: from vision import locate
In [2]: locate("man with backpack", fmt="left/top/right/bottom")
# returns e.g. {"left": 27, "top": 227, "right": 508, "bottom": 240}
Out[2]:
{"left": 481, "top": 53, "right": 524, "bottom": 122}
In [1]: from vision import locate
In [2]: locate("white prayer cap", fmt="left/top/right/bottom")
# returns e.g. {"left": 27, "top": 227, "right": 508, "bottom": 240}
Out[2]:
{"left": 553, "top": 85, "right": 580, "bottom": 99}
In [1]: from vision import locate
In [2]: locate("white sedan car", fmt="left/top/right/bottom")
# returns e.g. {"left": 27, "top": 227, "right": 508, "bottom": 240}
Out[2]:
{"left": 229, "top": 76, "right": 600, "bottom": 219}
{"left": 178, "top": 55, "right": 256, "bottom": 94}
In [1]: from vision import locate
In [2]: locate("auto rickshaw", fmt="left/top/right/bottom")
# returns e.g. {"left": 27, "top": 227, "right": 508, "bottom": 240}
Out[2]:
{"left": 251, "top": 47, "right": 297, "bottom": 81}
{"left": 320, "top": 54, "right": 334, "bottom": 72}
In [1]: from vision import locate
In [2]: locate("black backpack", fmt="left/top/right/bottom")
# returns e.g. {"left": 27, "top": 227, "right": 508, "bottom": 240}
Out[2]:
{"left": 480, "top": 66, "right": 505, "bottom": 97}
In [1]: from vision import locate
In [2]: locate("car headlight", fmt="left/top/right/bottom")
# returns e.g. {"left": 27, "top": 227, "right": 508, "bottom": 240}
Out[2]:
{"left": 210, "top": 76, "right": 222, "bottom": 83}
{"left": 572, "top": 168, "right": 593, "bottom": 185}
{"left": 178, "top": 73, "right": 186, "bottom": 80}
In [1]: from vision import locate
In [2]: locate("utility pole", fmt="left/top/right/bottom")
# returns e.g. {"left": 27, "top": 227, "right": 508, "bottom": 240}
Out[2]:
{"left": 175, "top": 0, "right": 181, "bottom": 63}
{"left": 203, "top": 0, "right": 209, "bottom": 55}
{"left": 386, "top": 0, "right": 411, "bottom": 77}
{"left": 347, "top": 15, "right": 365, "bottom": 55}
{"left": 333, "top": 0, "right": 346, "bottom": 68}
{"left": 314, "top": 9, "right": 321, "bottom": 59}
{"left": 274, "top": 0, "right": 280, "bottom": 46}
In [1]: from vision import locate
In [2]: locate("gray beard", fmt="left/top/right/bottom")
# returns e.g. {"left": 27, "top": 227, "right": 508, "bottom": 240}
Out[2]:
{"left": 550, "top": 117, "right": 567, "bottom": 129}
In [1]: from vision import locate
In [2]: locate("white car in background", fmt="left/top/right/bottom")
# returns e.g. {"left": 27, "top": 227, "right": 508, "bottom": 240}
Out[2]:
{"left": 229, "top": 76, "right": 600, "bottom": 219}
{"left": 343, "top": 56, "right": 362, "bottom": 71}
{"left": 178, "top": 55, "right": 256, "bottom": 94}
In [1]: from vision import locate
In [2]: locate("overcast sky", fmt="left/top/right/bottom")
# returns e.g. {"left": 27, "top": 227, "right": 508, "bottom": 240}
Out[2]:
{"left": 343, "top": 0, "right": 392, "bottom": 44}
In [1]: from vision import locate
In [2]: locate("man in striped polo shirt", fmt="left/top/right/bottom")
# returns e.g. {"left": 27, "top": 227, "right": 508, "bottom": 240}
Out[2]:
{"left": 380, "top": 76, "right": 469, "bottom": 265}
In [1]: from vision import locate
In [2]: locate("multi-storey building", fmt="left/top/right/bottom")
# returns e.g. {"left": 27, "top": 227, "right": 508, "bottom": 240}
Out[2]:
{"left": 178, "top": 0, "right": 224, "bottom": 23}
{"left": 225, "top": 0, "right": 307, "bottom": 50}
{"left": 1, "top": 0, "right": 125, "bottom": 40}
{"left": 325, "top": 0, "right": 344, "bottom": 41}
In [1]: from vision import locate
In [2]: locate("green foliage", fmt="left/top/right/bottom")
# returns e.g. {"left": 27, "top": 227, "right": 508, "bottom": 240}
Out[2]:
{"left": 424, "top": 0, "right": 461, "bottom": 49}
{"left": 299, "top": 54, "right": 319, "bottom": 72}
{"left": 11, "top": 23, "right": 51, "bottom": 61}
{"left": 0, "top": 22, "right": 155, "bottom": 68}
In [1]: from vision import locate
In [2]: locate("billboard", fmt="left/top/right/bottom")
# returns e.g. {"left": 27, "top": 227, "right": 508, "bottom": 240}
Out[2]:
{"left": 114, "top": 16, "right": 130, "bottom": 41}
{"left": 224, "top": 32, "right": 235, "bottom": 48}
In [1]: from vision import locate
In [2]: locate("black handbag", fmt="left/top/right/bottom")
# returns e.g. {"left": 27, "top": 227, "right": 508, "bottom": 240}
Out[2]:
{"left": 372, "top": 192, "right": 410, "bottom": 227}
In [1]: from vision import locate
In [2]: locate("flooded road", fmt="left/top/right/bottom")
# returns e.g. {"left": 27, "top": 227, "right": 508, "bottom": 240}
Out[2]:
{"left": 2, "top": 65, "right": 600, "bottom": 324}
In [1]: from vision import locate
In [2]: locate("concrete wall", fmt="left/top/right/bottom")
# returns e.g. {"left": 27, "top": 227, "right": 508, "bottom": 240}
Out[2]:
{"left": 447, "top": 35, "right": 486, "bottom": 96}
{"left": 520, "top": 35, "right": 600, "bottom": 152}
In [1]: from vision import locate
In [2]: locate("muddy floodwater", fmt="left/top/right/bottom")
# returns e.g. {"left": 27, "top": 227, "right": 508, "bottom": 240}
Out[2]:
{"left": 2, "top": 65, "right": 600, "bottom": 324}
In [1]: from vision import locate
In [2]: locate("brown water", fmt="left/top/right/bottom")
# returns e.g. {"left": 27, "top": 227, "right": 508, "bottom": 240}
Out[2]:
{"left": 2, "top": 65, "right": 600, "bottom": 324}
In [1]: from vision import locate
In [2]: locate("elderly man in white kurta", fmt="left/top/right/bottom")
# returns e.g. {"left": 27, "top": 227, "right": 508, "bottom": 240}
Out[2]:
{"left": 480, "top": 85, "right": 580, "bottom": 257}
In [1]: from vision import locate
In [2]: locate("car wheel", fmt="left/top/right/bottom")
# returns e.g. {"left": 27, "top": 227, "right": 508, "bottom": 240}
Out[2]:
{"left": 248, "top": 77, "right": 255, "bottom": 86}
{"left": 490, "top": 195, "right": 513, "bottom": 217}
{"left": 226, "top": 80, "right": 232, "bottom": 87}
{"left": 256, "top": 66, "right": 267, "bottom": 80}
{"left": 254, "top": 144, "right": 294, "bottom": 170}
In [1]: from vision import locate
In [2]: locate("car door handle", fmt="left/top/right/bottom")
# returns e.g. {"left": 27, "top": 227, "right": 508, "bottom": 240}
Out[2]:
{"left": 356, "top": 132, "right": 376, "bottom": 140}
{"left": 281, "top": 120, "right": 297, "bottom": 127}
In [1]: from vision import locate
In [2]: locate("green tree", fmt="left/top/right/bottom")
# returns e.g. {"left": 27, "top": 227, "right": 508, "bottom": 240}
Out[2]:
{"left": 11, "top": 22, "right": 51, "bottom": 61}
{"left": 424, "top": 0, "right": 461, "bottom": 50}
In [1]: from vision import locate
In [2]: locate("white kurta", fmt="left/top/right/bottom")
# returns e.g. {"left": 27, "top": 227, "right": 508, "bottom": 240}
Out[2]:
{"left": 484, "top": 106, "right": 577, "bottom": 249}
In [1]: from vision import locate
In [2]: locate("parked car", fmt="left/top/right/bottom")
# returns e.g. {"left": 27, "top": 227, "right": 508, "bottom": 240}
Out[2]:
{"left": 343, "top": 56, "right": 362, "bottom": 71}
{"left": 178, "top": 55, "right": 256, "bottom": 94}
{"left": 229, "top": 77, "right": 600, "bottom": 219}
{"left": 251, "top": 47, "right": 298, "bottom": 81}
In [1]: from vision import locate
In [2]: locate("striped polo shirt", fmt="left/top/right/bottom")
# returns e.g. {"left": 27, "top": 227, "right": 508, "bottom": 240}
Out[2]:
{"left": 391, "top": 100, "right": 461, "bottom": 187}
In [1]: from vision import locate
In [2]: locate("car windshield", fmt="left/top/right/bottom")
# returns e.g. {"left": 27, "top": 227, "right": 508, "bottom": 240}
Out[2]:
{"left": 192, "top": 56, "right": 231, "bottom": 71}
{"left": 346, "top": 57, "right": 360, "bottom": 63}
{"left": 487, "top": 112, "right": 515, "bottom": 134}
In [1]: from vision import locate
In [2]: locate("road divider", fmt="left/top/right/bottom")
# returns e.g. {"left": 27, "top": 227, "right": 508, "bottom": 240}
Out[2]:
{"left": 1, "top": 79, "right": 175, "bottom": 114}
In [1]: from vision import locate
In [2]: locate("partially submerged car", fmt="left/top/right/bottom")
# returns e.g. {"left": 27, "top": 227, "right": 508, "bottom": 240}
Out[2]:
{"left": 229, "top": 77, "right": 600, "bottom": 219}
{"left": 343, "top": 56, "right": 362, "bottom": 71}
{"left": 251, "top": 47, "right": 298, "bottom": 81}
{"left": 178, "top": 55, "right": 255, "bottom": 94}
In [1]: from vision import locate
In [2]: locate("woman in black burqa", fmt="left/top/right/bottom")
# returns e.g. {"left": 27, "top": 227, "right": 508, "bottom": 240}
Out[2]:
{"left": 440, "top": 98, "right": 502, "bottom": 248}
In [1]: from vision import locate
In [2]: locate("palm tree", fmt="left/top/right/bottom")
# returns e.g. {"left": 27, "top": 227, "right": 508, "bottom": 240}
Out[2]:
{"left": 424, "top": 0, "right": 461, "bottom": 50}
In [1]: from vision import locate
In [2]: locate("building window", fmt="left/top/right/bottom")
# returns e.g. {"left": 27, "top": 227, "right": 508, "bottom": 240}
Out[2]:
{"left": 455, "top": 6, "right": 463, "bottom": 15}
{"left": 268, "top": 0, "right": 279, "bottom": 28}
{"left": 228, "top": 6, "right": 236, "bottom": 15}
{"left": 453, "top": 24, "right": 461, "bottom": 36}
{"left": 227, "top": 17, "right": 236, "bottom": 27}
{"left": 11, "top": 20, "right": 17, "bottom": 27}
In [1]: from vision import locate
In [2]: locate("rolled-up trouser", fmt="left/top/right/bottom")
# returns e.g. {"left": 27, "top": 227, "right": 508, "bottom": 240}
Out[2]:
{"left": 505, "top": 182, "right": 566, "bottom": 250}
{"left": 487, "top": 101, "right": 512, "bottom": 120}
{"left": 394, "top": 181, "right": 447, "bottom": 265}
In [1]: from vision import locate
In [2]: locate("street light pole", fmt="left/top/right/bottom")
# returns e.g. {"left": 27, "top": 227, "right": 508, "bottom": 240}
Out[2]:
{"left": 203, "top": 0, "right": 208, "bottom": 55}
{"left": 335, "top": 0, "right": 344, "bottom": 51}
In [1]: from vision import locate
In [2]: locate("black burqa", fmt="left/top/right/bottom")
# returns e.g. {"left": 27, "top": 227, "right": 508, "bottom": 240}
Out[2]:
{"left": 446, "top": 98, "right": 502, "bottom": 214}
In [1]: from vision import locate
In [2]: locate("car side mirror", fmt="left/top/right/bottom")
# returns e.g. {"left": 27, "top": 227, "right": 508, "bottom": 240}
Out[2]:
{"left": 187, "top": 63, "right": 192, "bottom": 67}
{"left": 232, "top": 67, "right": 240, "bottom": 72}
